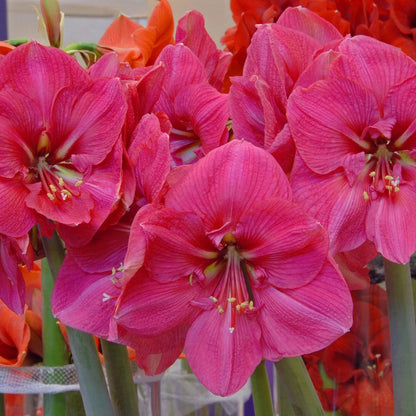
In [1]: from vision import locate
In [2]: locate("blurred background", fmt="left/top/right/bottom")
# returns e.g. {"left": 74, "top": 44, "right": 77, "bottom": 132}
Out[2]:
{"left": 2, "top": 0, "right": 233, "bottom": 46}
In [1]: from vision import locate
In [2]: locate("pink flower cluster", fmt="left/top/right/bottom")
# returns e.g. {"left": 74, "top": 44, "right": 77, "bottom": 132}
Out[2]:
{"left": 1, "top": 4, "right": 415, "bottom": 396}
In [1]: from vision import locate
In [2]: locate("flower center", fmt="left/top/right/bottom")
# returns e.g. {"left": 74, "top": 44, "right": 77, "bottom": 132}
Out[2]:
{"left": 29, "top": 133, "right": 83, "bottom": 204}
{"left": 363, "top": 143, "right": 401, "bottom": 201}
{"left": 207, "top": 234, "right": 255, "bottom": 334}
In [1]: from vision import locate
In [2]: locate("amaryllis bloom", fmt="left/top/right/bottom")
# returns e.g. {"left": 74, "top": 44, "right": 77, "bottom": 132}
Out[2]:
{"left": 153, "top": 44, "right": 229, "bottom": 165}
{"left": 175, "top": 10, "right": 232, "bottom": 92}
{"left": 112, "top": 140, "right": 353, "bottom": 396}
{"left": 288, "top": 35, "right": 416, "bottom": 263}
{"left": 0, "top": 41, "right": 127, "bottom": 245}
{"left": 52, "top": 114, "right": 170, "bottom": 339}
{"left": 229, "top": 6, "right": 343, "bottom": 173}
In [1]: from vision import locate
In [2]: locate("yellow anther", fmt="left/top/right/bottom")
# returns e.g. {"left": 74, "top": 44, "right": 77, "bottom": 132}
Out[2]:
{"left": 49, "top": 184, "right": 57, "bottom": 192}
{"left": 385, "top": 175, "right": 394, "bottom": 181}
{"left": 110, "top": 277, "right": 117, "bottom": 285}
{"left": 217, "top": 305, "right": 224, "bottom": 314}
{"left": 111, "top": 267, "right": 116, "bottom": 276}
{"left": 227, "top": 297, "right": 236, "bottom": 303}
{"left": 58, "top": 177, "right": 65, "bottom": 187}
{"left": 117, "top": 263, "right": 124, "bottom": 272}
{"left": 249, "top": 300, "right": 254, "bottom": 310}
{"left": 369, "top": 171, "right": 376, "bottom": 177}
{"left": 363, "top": 191, "right": 369, "bottom": 201}
{"left": 210, "top": 296, "right": 218, "bottom": 303}
{"left": 394, "top": 186, "right": 400, "bottom": 192}
{"left": 75, "top": 180, "right": 83, "bottom": 187}
{"left": 240, "top": 301, "right": 248, "bottom": 308}
{"left": 236, "top": 304, "right": 241, "bottom": 311}
{"left": 385, "top": 185, "right": 392, "bottom": 191}
{"left": 47, "top": 193, "right": 55, "bottom": 200}
{"left": 189, "top": 274, "right": 193, "bottom": 285}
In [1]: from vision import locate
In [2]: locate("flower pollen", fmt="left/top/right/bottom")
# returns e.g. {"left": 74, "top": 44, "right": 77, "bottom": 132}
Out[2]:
{"left": 207, "top": 234, "right": 255, "bottom": 334}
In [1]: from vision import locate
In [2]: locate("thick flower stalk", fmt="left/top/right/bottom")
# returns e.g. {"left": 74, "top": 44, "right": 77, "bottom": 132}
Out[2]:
{"left": 111, "top": 140, "right": 353, "bottom": 396}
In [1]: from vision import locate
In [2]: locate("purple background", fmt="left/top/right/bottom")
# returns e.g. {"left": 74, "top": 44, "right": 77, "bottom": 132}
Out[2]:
{"left": 0, "top": 0, "right": 6, "bottom": 40}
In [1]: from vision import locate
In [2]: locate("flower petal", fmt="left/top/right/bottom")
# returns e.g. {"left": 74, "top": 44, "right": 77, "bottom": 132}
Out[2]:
{"left": 237, "top": 197, "right": 329, "bottom": 288}
{"left": 366, "top": 185, "right": 416, "bottom": 263}
{"left": 185, "top": 308, "right": 262, "bottom": 396}
{"left": 259, "top": 257, "right": 353, "bottom": 359}
{"left": 165, "top": 140, "right": 291, "bottom": 239}
{"left": 287, "top": 78, "right": 380, "bottom": 175}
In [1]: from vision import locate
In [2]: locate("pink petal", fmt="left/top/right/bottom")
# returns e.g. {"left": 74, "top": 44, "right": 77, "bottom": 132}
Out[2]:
{"left": 237, "top": 197, "right": 328, "bottom": 288}
{"left": 0, "top": 90, "right": 42, "bottom": 178}
{"left": 287, "top": 78, "right": 380, "bottom": 175}
{"left": 131, "top": 329, "right": 186, "bottom": 375}
{"left": 154, "top": 44, "right": 207, "bottom": 121}
{"left": 113, "top": 271, "right": 201, "bottom": 336}
{"left": 366, "top": 186, "right": 416, "bottom": 263}
{"left": 174, "top": 84, "right": 229, "bottom": 154}
{"left": 165, "top": 140, "right": 291, "bottom": 239}
{"left": 25, "top": 179, "right": 94, "bottom": 226}
{"left": 0, "top": 41, "right": 88, "bottom": 117}
{"left": 69, "top": 225, "right": 130, "bottom": 274}
{"left": 383, "top": 75, "right": 416, "bottom": 148}
{"left": 229, "top": 75, "right": 286, "bottom": 151}
{"left": 176, "top": 10, "right": 232, "bottom": 91}
{"left": 290, "top": 154, "right": 368, "bottom": 253}
{"left": 143, "top": 209, "right": 217, "bottom": 282}
{"left": 128, "top": 113, "right": 171, "bottom": 203}
{"left": 51, "top": 256, "right": 120, "bottom": 337}
{"left": 277, "top": 6, "right": 343, "bottom": 44}
{"left": 57, "top": 140, "right": 123, "bottom": 246}
{"left": 259, "top": 257, "right": 352, "bottom": 359}
{"left": 332, "top": 36, "right": 416, "bottom": 105}
{"left": 49, "top": 78, "right": 126, "bottom": 170}
{"left": 0, "top": 236, "right": 26, "bottom": 314}
{"left": 185, "top": 308, "right": 262, "bottom": 396}
{"left": 88, "top": 52, "right": 122, "bottom": 78}
{"left": 0, "top": 178, "right": 37, "bottom": 237}
{"left": 243, "top": 25, "right": 287, "bottom": 101}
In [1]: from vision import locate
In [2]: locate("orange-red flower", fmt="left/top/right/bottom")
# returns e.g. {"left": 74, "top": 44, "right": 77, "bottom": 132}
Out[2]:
{"left": 98, "top": 0, "right": 174, "bottom": 68}
{"left": 0, "top": 301, "right": 30, "bottom": 367}
{"left": 0, "top": 42, "right": 15, "bottom": 56}
{"left": 305, "top": 284, "right": 394, "bottom": 416}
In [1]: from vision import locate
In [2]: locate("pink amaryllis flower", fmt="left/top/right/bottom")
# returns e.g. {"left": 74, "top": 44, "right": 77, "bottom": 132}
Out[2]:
{"left": 287, "top": 35, "right": 416, "bottom": 263}
{"left": 112, "top": 140, "right": 353, "bottom": 396}
{"left": 0, "top": 41, "right": 127, "bottom": 244}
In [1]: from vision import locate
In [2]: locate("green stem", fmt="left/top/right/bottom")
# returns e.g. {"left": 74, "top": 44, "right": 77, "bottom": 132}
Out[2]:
{"left": 383, "top": 258, "right": 416, "bottom": 416}
{"left": 66, "top": 327, "right": 114, "bottom": 416}
{"left": 274, "top": 357, "right": 325, "bottom": 416}
{"left": 100, "top": 339, "right": 140, "bottom": 416}
{"left": 41, "top": 257, "right": 69, "bottom": 416}
{"left": 250, "top": 360, "right": 274, "bottom": 416}
{"left": 41, "top": 232, "right": 114, "bottom": 416}
{"left": 278, "top": 377, "right": 296, "bottom": 416}
{"left": 0, "top": 394, "right": 4, "bottom": 416}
